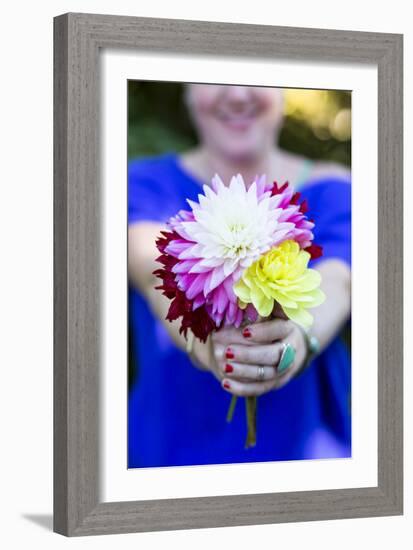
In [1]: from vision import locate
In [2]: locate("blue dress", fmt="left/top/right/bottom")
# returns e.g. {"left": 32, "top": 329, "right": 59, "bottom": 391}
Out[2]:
{"left": 128, "top": 152, "right": 351, "bottom": 468}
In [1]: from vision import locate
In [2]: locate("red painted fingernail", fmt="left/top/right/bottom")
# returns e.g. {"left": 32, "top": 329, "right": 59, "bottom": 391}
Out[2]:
{"left": 225, "top": 363, "right": 233, "bottom": 373}
{"left": 226, "top": 348, "right": 234, "bottom": 359}
{"left": 242, "top": 328, "right": 252, "bottom": 338}
{"left": 223, "top": 381, "right": 231, "bottom": 390}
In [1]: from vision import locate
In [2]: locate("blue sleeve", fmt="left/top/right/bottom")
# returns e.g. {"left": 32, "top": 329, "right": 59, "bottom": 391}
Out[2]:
{"left": 128, "top": 157, "right": 176, "bottom": 225}
{"left": 301, "top": 178, "right": 351, "bottom": 268}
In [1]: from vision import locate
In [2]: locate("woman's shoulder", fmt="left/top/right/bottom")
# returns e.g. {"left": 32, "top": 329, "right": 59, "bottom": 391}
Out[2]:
{"left": 128, "top": 152, "right": 201, "bottom": 224}
{"left": 299, "top": 158, "right": 351, "bottom": 195}
{"left": 307, "top": 160, "right": 350, "bottom": 183}
{"left": 276, "top": 149, "right": 350, "bottom": 190}
{"left": 128, "top": 151, "right": 201, "bottom": 195}
{"left": 128, "top": 152, "right": 192, "bottom": 204}
{"left": 128, "top": 152, "right": 176, "bottom": 182}
{"left": 302, "top": 173, "right": 350, "bottom": 195}
{"left": 299, "top": 171, "right": 351, "bottom": 224}
{"left": 300, "top": 174, "right": 350, "bottom": 209}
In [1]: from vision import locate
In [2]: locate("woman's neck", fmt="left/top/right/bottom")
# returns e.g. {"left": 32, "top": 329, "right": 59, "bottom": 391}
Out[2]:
{"left": 180, "top": 146, "right": 281, "bottom": 188}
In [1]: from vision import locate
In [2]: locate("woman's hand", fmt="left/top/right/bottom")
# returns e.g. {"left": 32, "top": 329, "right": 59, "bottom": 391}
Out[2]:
{"left": 192, "top": 318, "right": 308, "bottom": 397}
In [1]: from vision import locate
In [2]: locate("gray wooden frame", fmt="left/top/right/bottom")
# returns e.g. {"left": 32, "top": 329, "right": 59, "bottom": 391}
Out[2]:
{"left": 53, "top": 12, "right": 403, "bottom": 536}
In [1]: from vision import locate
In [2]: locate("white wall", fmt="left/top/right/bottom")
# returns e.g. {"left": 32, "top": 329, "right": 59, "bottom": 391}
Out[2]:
{"left": 0, "top": 0, "right": 411, "bottom": 547}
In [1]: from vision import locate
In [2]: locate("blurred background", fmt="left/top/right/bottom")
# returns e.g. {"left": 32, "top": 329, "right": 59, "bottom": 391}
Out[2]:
{"left": 128, "top": 82, "right": 351, "bottom": 166}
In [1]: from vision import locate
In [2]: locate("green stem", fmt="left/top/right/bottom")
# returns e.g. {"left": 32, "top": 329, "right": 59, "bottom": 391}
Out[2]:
{"left": 245, "top": 396, "right": 257, "bottom": 448}
{"left": 226, "top": 395, "right": 238, "bottom": 422}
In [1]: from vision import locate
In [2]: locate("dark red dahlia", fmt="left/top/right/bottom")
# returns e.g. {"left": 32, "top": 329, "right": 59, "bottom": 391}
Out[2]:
{"left": 304, "top": 243, "right": 324, "bottom": 260}
{"left": 153, "top": 230, "right": 216, "bottom": 343}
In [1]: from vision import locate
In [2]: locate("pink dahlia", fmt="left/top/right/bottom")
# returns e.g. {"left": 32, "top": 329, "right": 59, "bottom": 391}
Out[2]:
{"left": 159, "top": 174, "right": 294, "bottom": 328}
{"left": 271, "top": 181, "right": 315, "bottom": 249}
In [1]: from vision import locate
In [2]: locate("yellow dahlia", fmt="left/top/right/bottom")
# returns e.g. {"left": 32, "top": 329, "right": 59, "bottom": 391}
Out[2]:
{"left": 234, "top": 240, "right": 325, "bottom": 328}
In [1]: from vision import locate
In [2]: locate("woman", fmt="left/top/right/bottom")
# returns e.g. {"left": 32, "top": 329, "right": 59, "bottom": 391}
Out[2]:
{"left": 128, "top": 84, "right": 351, "bottom": 467}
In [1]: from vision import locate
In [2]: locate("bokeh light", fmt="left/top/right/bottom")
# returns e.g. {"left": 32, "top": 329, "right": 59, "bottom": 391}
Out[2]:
{"left": 284, "top": 88, "right": 351, "bottom": 143}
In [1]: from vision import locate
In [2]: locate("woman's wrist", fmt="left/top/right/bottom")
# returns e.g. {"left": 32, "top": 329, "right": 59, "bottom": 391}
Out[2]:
{"left": 187, "top": 332, "right": 212, "bottom": 372}
{"left": 294, "top": 323, "right": 321, "bottom": 376}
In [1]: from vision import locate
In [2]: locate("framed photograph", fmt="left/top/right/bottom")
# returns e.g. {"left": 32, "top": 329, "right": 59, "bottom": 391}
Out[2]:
{"left": 53, "top": 13, "right": 403, "bottom": 536}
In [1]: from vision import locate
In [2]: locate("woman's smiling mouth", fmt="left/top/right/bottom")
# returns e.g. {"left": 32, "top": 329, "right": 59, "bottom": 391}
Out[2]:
{"left": 216, "top": 107, "right": 259, "bottom": 131}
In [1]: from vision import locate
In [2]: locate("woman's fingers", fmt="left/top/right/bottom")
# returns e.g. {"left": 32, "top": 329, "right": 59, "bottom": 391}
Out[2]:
{"left": 221, "top": 357, "right": 297, "bottom": 396}
{"left": 222, "top": 362, "right": 277, "bottom": 382}
{"left": 210, "top": 324, "right": 302, "bottom": 395}
{"left": 212, "top": 325, "right": 254, "bottom": 346}
{"left": 209, "top": 323, "right": 306, "bottom": 397}
{"left": 212, "top": 318, "right": 293, "bottom": 346}
{"left": 221, "top": 377, "right": 275, "bottom": 397}
{"left": 223, "top": 342, "right": 284, "bottom": 366}
{"left": 242, "top": 318, "right": 294, "bottom": 343}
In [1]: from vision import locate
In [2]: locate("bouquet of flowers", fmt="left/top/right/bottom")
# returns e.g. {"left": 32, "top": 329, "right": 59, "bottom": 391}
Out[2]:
{"left": 154, "top": 174, "right": 325, "bottom": 447}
